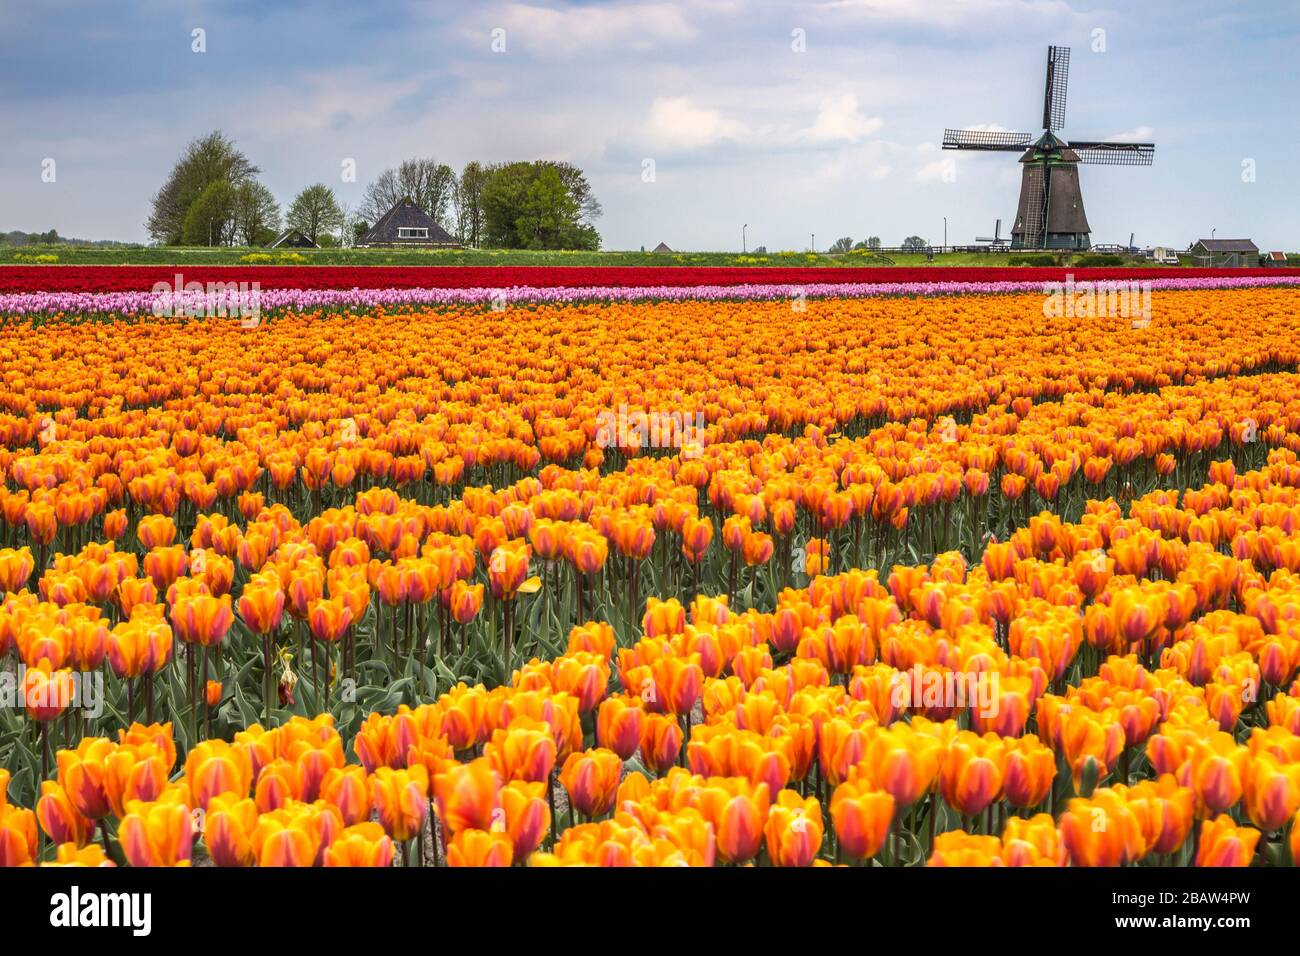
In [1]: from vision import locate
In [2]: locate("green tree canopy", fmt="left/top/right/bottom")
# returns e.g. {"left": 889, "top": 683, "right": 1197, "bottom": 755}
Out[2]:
{"left": 481, "top": 161, "right": 600, "bottom": 250}
{"left": 180, "top": 180, "right": 237, "bottom": 246}
{"left": 454, "top": 161, "right": 488, "bottom": 248}
{"left": 285, "top": 184, "right": 344, "bottom": 244}
{"left": 233, "top": 181, "right": 280, "bottom": 246}
{"left": 147, "top": 131, "right": 259, "bottom": 245}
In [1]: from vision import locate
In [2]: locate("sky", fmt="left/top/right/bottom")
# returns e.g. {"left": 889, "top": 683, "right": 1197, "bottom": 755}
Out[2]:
{"left": 1, "top": 0, "right": 1298, "bottom": 251}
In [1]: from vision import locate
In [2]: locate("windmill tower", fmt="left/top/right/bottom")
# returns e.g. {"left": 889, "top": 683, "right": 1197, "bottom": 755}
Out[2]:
{"left": 942, "top": 46, "right": 1154, "bottom": 250}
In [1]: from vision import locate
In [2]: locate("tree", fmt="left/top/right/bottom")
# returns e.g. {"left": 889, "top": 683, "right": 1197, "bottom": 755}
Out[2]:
{"left": 335, "top": 202, "right": 362, "bottom": 249}
{"left": 360, "top": 159, "right": 457, "bottom": 228}
{"left": 181, "top": 180, "right": 237, "bottom": 246}
{"left": 481, "top": 161, "right": 601, "bottom": 250}
{"left": 453, "top": 161, "right": 488, "bottom": 247}
{"left": 285, "top": 184, "right": 344, "bottom": 244}
{"left": 147, "top": 131, "right": 259, "bottom": 244}
{"left": 901, "top": 236, "right": 928, "bottom": 252}
{"left": 829, "top": 236, "right": 853, "bottom": 253}
{"left": 517, "top": 166, "right": 581, "bottom": 249}
{"left": 233, "top": 181, "right": 280, "bottom": 246}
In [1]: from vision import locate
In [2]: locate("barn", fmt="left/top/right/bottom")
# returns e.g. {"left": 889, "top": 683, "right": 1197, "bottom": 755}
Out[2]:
{"left": 1189, "top": 238, "right": 1259, "bottom": 267}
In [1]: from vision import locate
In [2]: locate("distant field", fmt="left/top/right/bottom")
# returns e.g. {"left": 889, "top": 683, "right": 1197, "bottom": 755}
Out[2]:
{"left": 0, "top": 244, "right": 1208, "bottom": 268}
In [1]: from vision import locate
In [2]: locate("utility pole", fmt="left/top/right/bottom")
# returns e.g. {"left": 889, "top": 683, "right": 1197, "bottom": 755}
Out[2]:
{"left": 743, "top": 223, "right": 748, "bottom": 254}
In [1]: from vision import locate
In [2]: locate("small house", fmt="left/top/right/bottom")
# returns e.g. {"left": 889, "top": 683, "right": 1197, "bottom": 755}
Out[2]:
{"left": 1189, "top": 238, "right": 1259, "bottom": 267}
{"left": 651, "top": 242, "right": 673, "bottom": 253}
{"left": 356, "top": 197, "right": 458, "bottom": 248}
{"left": 1264, "top": 251, "right": 1289, "bottom": 267}
{"left": 268, "top": 229, "right": 317, "bottom": 249}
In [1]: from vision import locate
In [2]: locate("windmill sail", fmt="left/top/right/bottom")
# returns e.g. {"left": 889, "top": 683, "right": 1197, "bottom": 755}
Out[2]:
{"left": 942, "top": 129, "right": 1034, "bottom": 150}
{"left": 1042, "top": 46, "right": 1070, "bottom": 131}
{"left": 1068, "top": 142, "right": 1155, "bottom": 165}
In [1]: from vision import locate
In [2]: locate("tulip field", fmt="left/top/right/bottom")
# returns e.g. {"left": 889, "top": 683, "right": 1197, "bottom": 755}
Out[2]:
{"left": 5, "top": 270, "right": 1300, "bottom": 870}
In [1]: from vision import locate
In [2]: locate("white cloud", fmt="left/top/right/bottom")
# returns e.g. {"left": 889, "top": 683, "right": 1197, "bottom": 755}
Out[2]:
{"left": 492, "top": 1, "right": 698, "bottom": 57}
{"left": 818, "top": 0, "right": 1085, "bottom": 29}
{"left": 801, "top": 94, "right": 883, "bottom": 144}
{"left": 633, "top": 93, "right": 883, "bottom": 156}
{"left": 1106, "top": 125, "right": 1154, "bottom": 142}
{"left": 643, "top": 96, "right": 749, "bottom": 151}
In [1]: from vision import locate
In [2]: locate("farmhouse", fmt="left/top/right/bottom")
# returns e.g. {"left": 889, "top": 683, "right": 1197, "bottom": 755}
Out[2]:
{"left": 268, "top": 229, "right": 317, "bottom": 249}
{"left": 356, "top": 197, "right": 458, "bottom": 248}
{"left": 1265, "top": 251, "right": 1289, "bottom": 267}
{"left": 1190, "top": 238, "right": 1259, "bottom": 267}
{"left": 651, "top": 242, "right": 673, "bottom": 253}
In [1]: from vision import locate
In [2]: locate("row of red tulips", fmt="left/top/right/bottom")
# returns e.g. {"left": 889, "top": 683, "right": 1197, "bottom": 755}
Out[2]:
{"left": 2, "top": 265, "right": 1298, "bottom": 294}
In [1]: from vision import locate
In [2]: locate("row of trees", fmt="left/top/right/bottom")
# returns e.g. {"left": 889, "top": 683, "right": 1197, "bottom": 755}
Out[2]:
{"left": 146, "top": 132, "right": 602, "bottom": 249}
{"left": 352, "top": 157, "right": 600, "bottom": 250}
{"left": 828, "top": 236, "right": 884, "bottom": 253}
{"left": 826, "top": 237, "right": 931, "bottom": 253}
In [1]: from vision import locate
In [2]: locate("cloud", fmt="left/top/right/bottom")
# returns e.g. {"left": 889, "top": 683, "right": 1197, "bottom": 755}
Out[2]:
{"left": 642, "top": 97, "right": 749, "bottom": 151}
{"left": 630, "top": 93, "right": 883, "bottom": 158}
{"left": 489, "top": 1, "right": 698, "bottom": 57}
{"left": 816, "top": 0, "right": 1086, "bottom": 30}
{"left": 1106, "top": 125, "right": 1155, "bottom": 142}
{"left": 802, "top": 95, "right": 883, "bottom": 144}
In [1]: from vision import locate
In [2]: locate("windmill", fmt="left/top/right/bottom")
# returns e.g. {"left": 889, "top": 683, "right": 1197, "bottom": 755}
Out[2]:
{"left": 976, "top": 218, "right": 1008, "bottom": 250}
{"left": 942, "top": 45, "right": 1154, "bottom": 250}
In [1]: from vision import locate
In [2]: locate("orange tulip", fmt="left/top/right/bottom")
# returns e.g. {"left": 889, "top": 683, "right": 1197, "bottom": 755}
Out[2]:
{"left": 36, "top": 782, "right": 92, "bottom": 847}
{"left": 560, "top": 749, "right": 623, "bottom": 819}
{"left": 372, "top": 766, "right": 430, "bottom": 843}
{"left": 940, "top": 734, "right": 1003, "bottom": 819}
{"left": 324, "top": 822, "right": 396, "bottom": 867}
{"left": 597, "top": 696, "right": 646, "bottom": 760}
{"left": 434, "top": 758, "right": 499, "bottom": 835}
{"left": 764, "top": 789, "right": 823, "bottom": 867}
{"left": 1195, "top": 815, "right": 1260, "bottom": 867}
{"left": 449, "top": 579, "right": 484, "bottom": 624}
{"left": 203, "top": 796, "right": 260, "bottom": 867}
{"left": 501, "top": 780, "right": 550, "bottom": 858}
{"left": 119, "top": 793, "right": 193, "bottom": 867}
{"left": 640, "top": 712, "right": 683, "bottom": 775}
{"left": 446, "top": 828, "right": 514, "bottom": 867}
{"left": 830, "top": 780, "right": 895, "bottom": 861}
{"left": 1059, "top": 790, "right": 1145, "bottom": 867}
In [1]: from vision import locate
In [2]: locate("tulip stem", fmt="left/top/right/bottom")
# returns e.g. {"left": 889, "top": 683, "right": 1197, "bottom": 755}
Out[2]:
{"left": 40, "top": 719, "right": 50, "bottom": 783}
{"left": 188, "top": 643, "right": 198, "bottom": 745}
{"left": 311, "top": 634, "right": 320, "bottom": 713}
{"left": 201, "top": 645, "right": 210, "bottom": 740}
{"left": 547, "top": 776, "right": 558, "bottom": 848}
{"left": 263, "top": 633, "right": 273, "bottom": 725}
{"left": 430, "top": 804, "right": 442, "bottom": 867}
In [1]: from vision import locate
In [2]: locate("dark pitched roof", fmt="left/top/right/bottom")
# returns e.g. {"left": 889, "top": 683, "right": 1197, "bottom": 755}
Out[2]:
{"left": 358, "top": 197, "right": 457, "bottom": 245}
{"left": 268, "top": 229, "right": 317, "bottom": 249}
{"left": 1195, "top": 238, "right": 1258, "bottom": 253}
{"left": 652, "top": 242, "right": 673, "bottom": 253}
